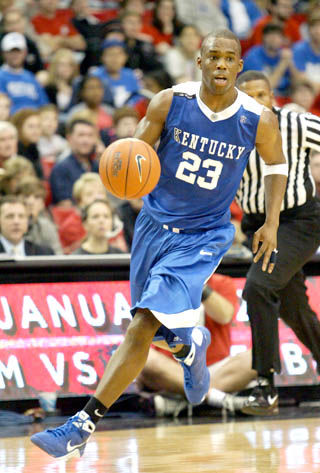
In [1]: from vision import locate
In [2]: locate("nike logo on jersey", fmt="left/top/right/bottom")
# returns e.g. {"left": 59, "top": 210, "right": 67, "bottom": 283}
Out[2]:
{"left": 135, "top": 154, "right": 146, "bottom": 182}
{"left": 94, "top": 409, "right": 104, "bottom": 418}
{"left": 67, "top": 440, "right": 87, "bottom": 452}
{"left": 267, "top": 394, "right": 278, "bottom": 406}
{"left": 200, "top": 250, "right": 213, "bottom": 256}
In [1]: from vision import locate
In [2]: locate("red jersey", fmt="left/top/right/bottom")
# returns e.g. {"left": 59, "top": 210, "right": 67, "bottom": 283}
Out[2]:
{"left": 32, "top": 9, "right": 79, "bottom": 37}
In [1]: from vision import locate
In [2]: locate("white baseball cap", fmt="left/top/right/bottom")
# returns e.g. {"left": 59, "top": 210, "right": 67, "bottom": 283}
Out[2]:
{"left": 1, "top": 32, "right": 27, "bottom": 52}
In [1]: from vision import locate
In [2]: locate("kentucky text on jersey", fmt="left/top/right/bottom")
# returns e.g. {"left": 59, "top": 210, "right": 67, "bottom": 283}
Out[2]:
{"left": 173, "top": 127, "right": 246, "bottom": 160}
{"left": 143, "top": 81, "right": 264, "bottom": 231}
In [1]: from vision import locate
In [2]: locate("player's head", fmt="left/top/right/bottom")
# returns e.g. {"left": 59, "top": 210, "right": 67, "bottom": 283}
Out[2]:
{"left": 236, "top": 70, "right": 274, "bottom": 109}
{"left": 198, "top": 29, "right": 243, "bottom": 95}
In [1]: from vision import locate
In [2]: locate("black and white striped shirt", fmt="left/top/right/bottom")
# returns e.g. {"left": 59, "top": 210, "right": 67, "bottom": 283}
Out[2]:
{"left": 236, "top": 107, "right": 320, "bottom": 214}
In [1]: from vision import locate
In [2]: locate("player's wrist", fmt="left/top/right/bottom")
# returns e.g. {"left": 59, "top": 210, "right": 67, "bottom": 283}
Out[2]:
{"left": 201, "top": 284, "right": 213, "bottom": 302}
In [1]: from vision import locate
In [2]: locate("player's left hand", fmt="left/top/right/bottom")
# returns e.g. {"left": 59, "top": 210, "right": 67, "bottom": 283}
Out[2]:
{"left": 252, "top": 222, "right": 279, "bottom": 273}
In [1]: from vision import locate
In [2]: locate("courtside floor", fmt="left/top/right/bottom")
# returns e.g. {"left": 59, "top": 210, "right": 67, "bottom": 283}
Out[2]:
{"left": 1, "top": 406, "right": 320, "bottom": 472}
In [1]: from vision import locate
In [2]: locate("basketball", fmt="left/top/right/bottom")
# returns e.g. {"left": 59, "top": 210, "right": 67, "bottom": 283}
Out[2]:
{"left": 99, "top": 138, "right": 161, "bottom": 199}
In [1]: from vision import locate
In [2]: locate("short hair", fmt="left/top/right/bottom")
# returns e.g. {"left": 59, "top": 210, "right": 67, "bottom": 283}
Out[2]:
{"left": 3, "top": 155, "right": 35, "bottom": 177}
{"left": 72, "top": 172, "right": 105, "bottom": 203}
{"left": 201, "top": 28, "right": 241, "bottom": 56}
{"left": 0, "top": 195, "right": 26, "bottom": 214}
{"left": 15, "top": 176, "right": 46, "bottom": 199}
{"left": 66, "top": 118, "right": 95, "bottom": 136}
{"left": 262, "top": 23, "right": 284, "bottom": 37}
{"left": 236, "top": 70, "right": 271, "bottom": 88}
{"left": 113, "top": 106, "right": 139, "bottom": 126}
{"left": 81, "top": 198, "right": 113, "bottom": 222}
{"left": 0, "top": 120, "right": 17, "bottom": 136}
{"left": 39, "top": 104, "right": 58, "bottom": 115}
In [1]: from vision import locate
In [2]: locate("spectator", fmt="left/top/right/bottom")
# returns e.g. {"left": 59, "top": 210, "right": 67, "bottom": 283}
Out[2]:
{"left": 0, "top": 92, "right": 11, "bottom": 121}
{"left": 310, "top": 151, "right": 320, "bottom": 198}
{"left": 49, "top": 118, "right": 99, "bottom": 206}
{"left": 0, "top": 8, "right": 44, "bottom": 75}
{"left": 90, "top": 39, "right": 143, "bottom": 108}
{"left": 120, "top": 0, "right": 154, "bottom": 26}
{"left": 248, "top": 0, "right": 301, "bottom": 47}
{"left": 292, "top": 9, "right": 320, "bottom": 95}
{"left": 67, "top": 75, "right": 113, "bottom": 131}
{"left": 58, "top": 172, "right": 127, "bottom": 253}
{"left": 119, "top": 10, "right": 164, "bottom": 73}
{"left": 44, "top": 48, "right": 79, "bottom": 120}
{"left": 11, "top": 108, "right": 43, "bottom": 178}
{"left": 0, "top": 32, "right": 49, "bottom": 114}
{"left": 15, "top": 176, "right": 62, "bottom": 254}
{"left": 0, "top": 156, "right": 36, "bottom": 195}
{"left": 72, "top": 199, "right": 125, "bottom": 255}
{"left": 117, "top": 197, "right": 143, "bottom": 250}
{"left": 0, "top": 195, "right": 54, "bottom": 256}
{"left": 242, "top": 23, "right": 301, "bottom": 99}
{"left": 38, "top": 104, "right": 69, "bottom": 162}
{"left": 174, "top": 0, "right": 228, "bottom": 37}
{"left": 162, "top": 25, "right": 202, "bottom": 83}
{"left": 284, "top": 81, "right": 317, "bottom": 113}
{"left": 102, "top": 105, "right": 139, "bottom": 145}
{"left": 0, "top": 121, "right": 17, "bottom": 167}
{"left": 142, "top": 0, "right": 185, "bottom": 55}
{"left": 31, "top": 0, "right": 86, "bottom": 61}
{"left": 221, "top": 0, "right": 264, "bottom": 41}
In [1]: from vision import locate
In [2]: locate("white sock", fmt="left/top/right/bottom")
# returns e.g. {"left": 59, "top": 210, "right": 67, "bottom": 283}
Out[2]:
{"left": 206, "top": 388, "right": 227, "bottom": 407}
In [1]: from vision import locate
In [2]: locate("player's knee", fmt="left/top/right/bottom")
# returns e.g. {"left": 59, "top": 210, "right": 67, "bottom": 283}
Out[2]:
{"left": 243, "top": 280, "right": 269, "bottom": 302}
{"left": 125, "top": 310, "right": 161, "bottom": 346}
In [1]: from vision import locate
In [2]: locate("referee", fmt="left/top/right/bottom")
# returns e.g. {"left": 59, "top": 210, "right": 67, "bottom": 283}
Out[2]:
{"left": 236, "top": 71, "right": 320, "bottom": 415}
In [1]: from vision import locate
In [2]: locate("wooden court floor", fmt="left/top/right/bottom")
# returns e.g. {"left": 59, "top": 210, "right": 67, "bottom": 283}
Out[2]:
{"left": 1, "top": 416, "right": 320, "bottom": 473}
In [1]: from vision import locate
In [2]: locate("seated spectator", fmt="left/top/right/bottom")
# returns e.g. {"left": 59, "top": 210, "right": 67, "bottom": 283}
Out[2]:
{"left": 31, "top": 0, "right": 86, "bottom": 61}
{"left": 162, "top": 24, "right": 202, "bottom": 83}
{"left": 283, "top": 81, "right": 317, "bottom": 113}
{"left": 120, "top": 0, "right": 154, "bottom": 26}
{"left": 0, "top": 121, "right": 17, "bottom": 168}
{"left": 292, "top": 9, "right": 320, "bottom": 95}
{"left": 248, "top": 0, "right": 302, "bottom": 48}
{"left": 117, "top": 197, "right": 143, "bottom": 250}
{"left": 72, "top": 199, "right": 125, "bottom": 255}
{"left": 67, "top": 75, "right": 113, "bottom": 131}
{"left": 0, "top": 92, "right": 11, "bottom": 121}
{"left": 49, "top": 118, "right": 99, "bottom": 206}
{"left": 0, "top": 33, "right": 49, "bottom": 114}
{"left": 141, "top": 0, "right": 185, "bottom": 55}
{"left": 57, "top": 172, "right": 127, "bottom": 253}
{"left": 0, "top": 155, "right": 36, "bottom": 195}
{"left": 0, "top": 8, "right": 44, "bottom": 75}
{"left": 119, "top": 10, "right": 164, "bottom": 73}
{"left": 11, "top": 108, "right": 43, "bottom": 178}
{"left": 242, "top": 23, "right": 301, "bottom": 99}
{"left": 0, "top": 195, "right": 54, "bottom": 256}
{"left": 137, "top": 274, "right": 253, "bottom": 415}
{"left": 174, "top": 0, "right": 228, "bottom": 37}
{"left": 90, "top": 39, "right": 143, "bottom": 108}
{"left": 310, "top": 150, "right": 320, "bottom": 198}
{"left": 102, "top": 105, "right": 139, "bottom": 145}
{"left": 44, "top": 48, "right": 79, "bottom": 121}
{"left": 15, "top": 176, "right": 62, "bottom": 254}
{"left": 38, "top": 104, "right": 69, "bottom": 162}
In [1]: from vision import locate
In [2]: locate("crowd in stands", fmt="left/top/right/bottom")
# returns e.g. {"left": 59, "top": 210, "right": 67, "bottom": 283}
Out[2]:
{"left": 0, "top": 0, "right": 319, "bottom": 258}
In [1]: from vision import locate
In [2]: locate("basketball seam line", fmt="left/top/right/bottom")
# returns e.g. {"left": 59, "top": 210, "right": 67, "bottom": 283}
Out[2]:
{"left": 124, "top": 140, "right": 132, "bottom": 199}
{"left": 129, "top": 141, "right": 153, "bottom": 199}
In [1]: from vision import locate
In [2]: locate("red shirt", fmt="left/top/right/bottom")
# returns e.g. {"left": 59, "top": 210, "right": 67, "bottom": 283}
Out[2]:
{"left": 32, "top": 9, "right": 78, "bottom": 36}
{"left": 249, "top": 14, "right": 301, "bottom": 48}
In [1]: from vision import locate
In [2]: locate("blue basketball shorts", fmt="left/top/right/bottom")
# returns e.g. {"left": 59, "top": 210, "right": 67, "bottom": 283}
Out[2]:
{"left": 130, "top": 209, "right": 235, "bottom": 346}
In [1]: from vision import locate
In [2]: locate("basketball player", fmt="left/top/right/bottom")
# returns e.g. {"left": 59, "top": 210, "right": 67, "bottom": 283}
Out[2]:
{"left": 31, "top": 29, "right": 288, "bottom": 459}
{"left": 234, "top": 70, "right": 320, "bottom": 415}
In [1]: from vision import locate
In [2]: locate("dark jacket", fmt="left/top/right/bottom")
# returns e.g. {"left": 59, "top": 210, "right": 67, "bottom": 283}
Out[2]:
{"left": 0, "top": 239, "right": 54, "bottom": 256}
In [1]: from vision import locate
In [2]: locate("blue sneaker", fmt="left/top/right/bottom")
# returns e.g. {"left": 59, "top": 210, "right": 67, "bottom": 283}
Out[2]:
{"left": 31, "top": 411, "right": 95, "bottom": 460}
{"left": 175, "top": 326, "right": 211, "bottom": 405}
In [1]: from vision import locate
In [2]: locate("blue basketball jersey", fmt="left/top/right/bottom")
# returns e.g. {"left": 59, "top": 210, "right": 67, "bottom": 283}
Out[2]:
{"left": 143, "top": 81, "right": 264, "bottom": 230}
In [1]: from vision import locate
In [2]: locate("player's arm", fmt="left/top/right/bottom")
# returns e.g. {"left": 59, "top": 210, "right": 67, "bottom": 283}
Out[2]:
{"left": 254, "top": 108, "right": 288, "bottom": 273}
{"left": 134, "top": 88, "right": 173, "bottom": 146}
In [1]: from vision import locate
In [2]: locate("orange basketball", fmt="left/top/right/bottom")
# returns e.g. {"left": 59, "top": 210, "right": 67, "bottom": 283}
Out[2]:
{"left": 99, "top": 138, "right": 161, "bottom": 199}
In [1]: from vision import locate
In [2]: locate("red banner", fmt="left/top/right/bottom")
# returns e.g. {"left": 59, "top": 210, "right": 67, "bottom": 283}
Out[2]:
{"left": 1, "top": 278, "right": 320, "bottom": 399}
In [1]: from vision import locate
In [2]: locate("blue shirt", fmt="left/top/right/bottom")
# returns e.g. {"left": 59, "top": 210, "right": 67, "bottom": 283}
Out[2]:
{"left": 50, "top": 153, "right": 99, "bottom": 204}
{"left": 243, "top": 45, "right": 291, "bottom": 96}
{"left": 143, "top": 82, "right": 263, "bottom": 231}
{"left": 221, "top": 0, "right": 263, "bottom": 38}
{"left": 0, "top": 65, "right": 48, "bottom": 113}
{"left": 293, "top": 40, "right": 320, "bottom": 83}
{"left": 90, "top": 66, "right": 141, "bottom": 107}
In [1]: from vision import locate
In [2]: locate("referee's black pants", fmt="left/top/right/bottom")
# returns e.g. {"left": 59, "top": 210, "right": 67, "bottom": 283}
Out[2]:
{"left": 242, "top": 199, "right": 320, "bottom": 377}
